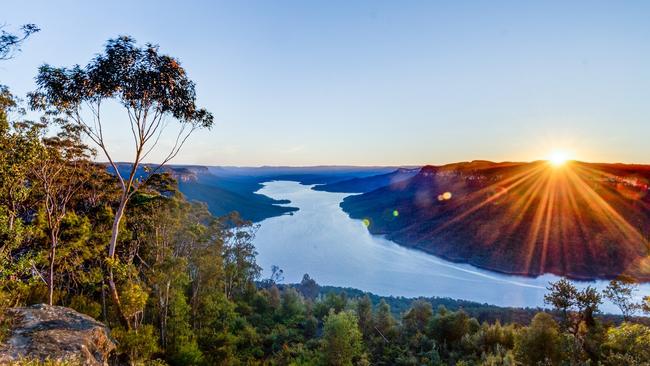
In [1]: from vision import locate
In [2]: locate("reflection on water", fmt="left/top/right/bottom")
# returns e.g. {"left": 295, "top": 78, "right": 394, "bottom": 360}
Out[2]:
{"left": 253, "top": 181, "right": 648, "bottom": 313}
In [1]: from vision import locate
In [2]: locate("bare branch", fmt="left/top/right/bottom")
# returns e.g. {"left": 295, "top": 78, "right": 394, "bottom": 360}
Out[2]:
{"left": 129, "top": 123, "right": 198, "bottom": 199}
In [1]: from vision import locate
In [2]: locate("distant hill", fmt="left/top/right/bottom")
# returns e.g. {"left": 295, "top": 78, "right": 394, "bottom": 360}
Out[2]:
{"left": 108, "top": 163, "right": 211, "bottom": 184}
{"left": 313, "top": 168, "right": 420, "bottom": 193}
{"left": 108, "top": 163, "right": 406, "bottom": 222}
{"left": 180, "top": 166, "right": 402, "bottom": 221}
{"left": 341, "top": 160, "right": 650, "bottom": 281}
{"left": 178, "top": 180, "right": 297, "bottom": 222}
{"left": 207, "top": 166, "right": 403, "bottom": 185}
{"left": 107, "top": 163, "right": 297, "bottom": 221}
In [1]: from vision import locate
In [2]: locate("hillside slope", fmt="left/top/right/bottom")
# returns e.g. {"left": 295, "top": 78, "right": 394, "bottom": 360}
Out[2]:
{"left": 109, "top": 163, "right": 297, "bottom": 222}
{"left": 341, "top": 160, "right": 650, "bottom": 281}
{"left": 178, "top": 180, "right": 297, "bottom": 222}
{"left": 313, "top": 168, "right": 419, "bottom": 193}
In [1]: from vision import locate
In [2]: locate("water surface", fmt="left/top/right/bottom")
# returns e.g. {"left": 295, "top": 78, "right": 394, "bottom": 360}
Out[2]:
{"left": 253, "top": 181, "right": 648, "bottom": 313}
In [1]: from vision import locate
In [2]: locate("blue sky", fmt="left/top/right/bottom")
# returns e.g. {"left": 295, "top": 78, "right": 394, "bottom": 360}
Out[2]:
{"left": 2, "top": 1, "right": 650, "bottom": 166}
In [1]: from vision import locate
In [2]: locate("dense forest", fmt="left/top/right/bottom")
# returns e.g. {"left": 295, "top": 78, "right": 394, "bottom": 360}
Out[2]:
{"left": 1, "top": 24, "right": 650, "bottom": 366}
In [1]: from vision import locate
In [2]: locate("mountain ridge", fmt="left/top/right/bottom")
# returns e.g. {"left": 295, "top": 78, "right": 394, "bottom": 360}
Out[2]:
{"left": 341, "top": 160, "right": 650, "bottom": 281}
{"left": 313, "top": 167, "right": 420, "bottom": 193}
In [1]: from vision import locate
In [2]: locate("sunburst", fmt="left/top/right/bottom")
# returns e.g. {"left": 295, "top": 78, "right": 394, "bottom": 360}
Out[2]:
{"left": 428, "top": 159, "right": 649, "bottom": 279}
{"left": 548, "top": 150, "right": 570, "bottom": 167}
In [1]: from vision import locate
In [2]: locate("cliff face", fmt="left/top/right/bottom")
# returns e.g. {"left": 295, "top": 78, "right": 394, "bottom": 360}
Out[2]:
{"left": 169, "top": 166, "right": 211, "bottom": 182}
{"left": 342, "top": 161, "right": 650, "bottom": 281}
{"left": 0, "top": 304, "right": 116, "bottom": 365}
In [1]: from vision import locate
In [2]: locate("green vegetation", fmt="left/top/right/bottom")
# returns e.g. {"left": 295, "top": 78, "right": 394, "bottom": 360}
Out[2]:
{"left": 177, "top": 179, "right": 297, "bottom": 222}
{"left": 1, "top": 27, "right": 650, "bottom": 365}
{"left": 30, "top": 35, "right": 214, "bottom": 326}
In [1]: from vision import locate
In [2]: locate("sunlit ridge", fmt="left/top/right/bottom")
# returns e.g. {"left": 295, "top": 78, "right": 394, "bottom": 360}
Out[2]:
{"left": 429, "top": 160, "right": 649, "bottom": 279}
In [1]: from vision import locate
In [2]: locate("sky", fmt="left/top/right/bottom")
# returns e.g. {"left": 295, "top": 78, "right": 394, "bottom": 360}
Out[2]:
{"left": 2, "top": 0, "right": 650, "bottom": 166}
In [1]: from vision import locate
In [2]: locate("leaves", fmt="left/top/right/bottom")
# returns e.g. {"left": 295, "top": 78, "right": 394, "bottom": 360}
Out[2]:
{"left": 31, "top": 36, "right": 213, "bottom": 129}
{"left": 0, "top": 23, "right": 39, "bottom": 61}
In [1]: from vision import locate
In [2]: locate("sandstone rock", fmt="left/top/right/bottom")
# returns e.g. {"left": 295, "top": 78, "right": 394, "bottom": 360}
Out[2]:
{"left": 0, "top": 304, "right": 116, "bottom": 365}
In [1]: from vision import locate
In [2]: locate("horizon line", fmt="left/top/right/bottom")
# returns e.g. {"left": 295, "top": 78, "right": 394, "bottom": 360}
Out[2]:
{"left": 98, "top": 159, "right": 650, "bottom": 169}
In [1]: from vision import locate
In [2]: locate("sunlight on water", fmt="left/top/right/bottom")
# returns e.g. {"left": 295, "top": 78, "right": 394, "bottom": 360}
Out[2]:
{"left": 253, "top": 181, "right": 649, "bottom": 313}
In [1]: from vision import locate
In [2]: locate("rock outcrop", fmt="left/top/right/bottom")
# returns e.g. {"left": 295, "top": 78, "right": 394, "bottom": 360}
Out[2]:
{"left": 0, "top": 304, "right": 116, "bottom": 365}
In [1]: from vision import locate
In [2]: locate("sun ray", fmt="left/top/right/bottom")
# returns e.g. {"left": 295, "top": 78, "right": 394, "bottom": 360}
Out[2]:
{"left": 540, "top": 170, "right": 558, "bottom": 273}
{"left": 523, "top": 172, "right": 553, "bottom": 273}
{"left": 418, "top": 159, "right": 650, "bottom": 279}
{"left": 429, "top": 163, "right": 547, "bottom": 235}
{"left": 566, "top": 167, "right": 645, "bottom": 245}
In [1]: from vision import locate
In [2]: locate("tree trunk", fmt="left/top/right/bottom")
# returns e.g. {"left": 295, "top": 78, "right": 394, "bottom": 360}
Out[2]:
{"left": 48, "top": 231, "right": 57, "bottom": 306}
{"left": 8, "top": 201, "right": 17, "bottom": 232}
{"left": 108, "top": 195, "right": 128, "bottom": 258}
{"left": 108, "top": 270, "right": 131, "bottom": 329}
{"left": 8, "top": 213, "right": 14, "bottom": 232}
{"left": 101, "top": 279, "right": 108, "bottom": 322}
{"left": 161, "top": 281, "right": 170, "bottom": 348}
{"left": 107, "top": 194, "right": 130, "bottom": 328}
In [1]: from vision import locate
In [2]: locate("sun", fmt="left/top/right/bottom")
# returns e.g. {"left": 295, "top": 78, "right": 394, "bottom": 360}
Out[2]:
{"left": 548, "top": 150, "right": 570, "bottom": 167}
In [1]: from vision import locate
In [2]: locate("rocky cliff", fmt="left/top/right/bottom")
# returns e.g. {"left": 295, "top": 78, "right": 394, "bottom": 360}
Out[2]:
{"left": 0, "top": 304, "right": 116, "bottom": 365}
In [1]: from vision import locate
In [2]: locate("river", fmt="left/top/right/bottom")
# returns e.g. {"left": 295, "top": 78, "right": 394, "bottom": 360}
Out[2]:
{"left": 253, "top": 180, "right": 649, "bottom": 313}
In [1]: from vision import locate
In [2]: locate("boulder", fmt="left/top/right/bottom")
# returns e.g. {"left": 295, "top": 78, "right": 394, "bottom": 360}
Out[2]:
{"left": 0, "top": 304, "right": 116, "bottom": 365}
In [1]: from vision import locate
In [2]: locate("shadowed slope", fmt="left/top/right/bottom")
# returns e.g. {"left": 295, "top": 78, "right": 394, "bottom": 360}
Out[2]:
{"left": 313, "top": 168, "right": 420, "bottom": 193}
{"left": 342, "top": 160, "right": 650, "bottom": 281}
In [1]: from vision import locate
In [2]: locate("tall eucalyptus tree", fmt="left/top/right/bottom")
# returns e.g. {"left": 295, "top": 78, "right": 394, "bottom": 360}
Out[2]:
{"left": 31, "top": 36, "right": 214, "bottom": 326}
